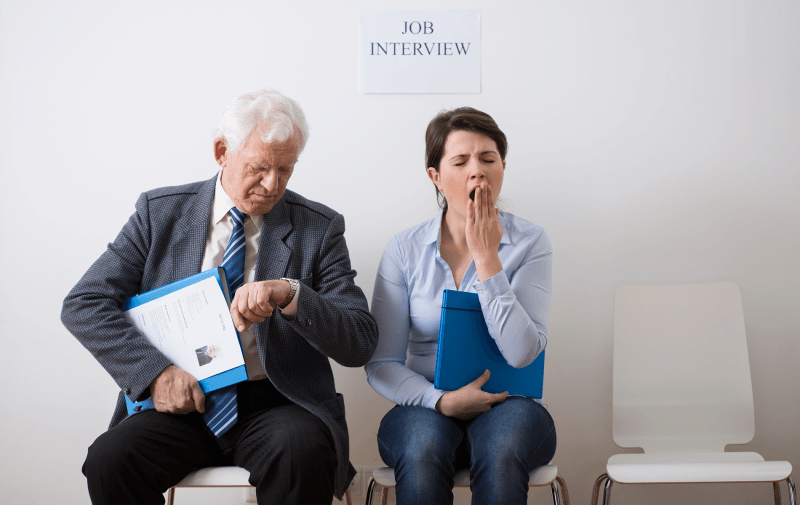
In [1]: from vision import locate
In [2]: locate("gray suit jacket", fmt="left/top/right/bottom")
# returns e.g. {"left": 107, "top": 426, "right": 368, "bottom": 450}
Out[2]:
{"left": 62, "top": 174, "right": 378, "bottom": 498}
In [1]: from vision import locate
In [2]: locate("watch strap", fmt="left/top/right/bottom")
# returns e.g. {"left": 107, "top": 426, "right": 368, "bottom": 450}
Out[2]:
{"left": 278, "top": 278, "right": 299, "bottom": 309}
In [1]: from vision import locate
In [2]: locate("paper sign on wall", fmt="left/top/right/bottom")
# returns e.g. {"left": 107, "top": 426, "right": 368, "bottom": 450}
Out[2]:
{"left": 360, "top": 10, "right": 481, "bottom": 94}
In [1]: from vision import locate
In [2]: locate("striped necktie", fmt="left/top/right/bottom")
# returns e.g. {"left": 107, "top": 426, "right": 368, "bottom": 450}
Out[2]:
{"left": 203, "top": 207, "right": 247, "bottom": 437}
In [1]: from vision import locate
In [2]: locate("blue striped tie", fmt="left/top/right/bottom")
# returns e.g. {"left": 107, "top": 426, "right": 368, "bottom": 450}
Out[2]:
{"left": 204, "top": 207, "right": 247, "bottom": 437}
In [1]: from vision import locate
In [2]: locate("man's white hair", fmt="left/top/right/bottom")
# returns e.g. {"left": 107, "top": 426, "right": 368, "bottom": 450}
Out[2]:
{"left": 216, "top": 89, "right": 309, "bottom": 153}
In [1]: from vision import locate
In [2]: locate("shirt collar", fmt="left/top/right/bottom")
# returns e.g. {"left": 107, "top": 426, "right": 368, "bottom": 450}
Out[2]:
{"left": 418, "top": 207, "right": 512, "bottom": 246}
{"left": 213, "top": 170, "right": 264, "bottom": 229}
{"left": 418, "top": 208, "right": 444, "bottom": 245}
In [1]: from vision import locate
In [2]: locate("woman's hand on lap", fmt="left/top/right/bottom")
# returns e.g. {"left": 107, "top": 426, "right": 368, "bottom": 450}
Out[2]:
{"left": 435, "top": 370, "right": 508, "bottom": 420}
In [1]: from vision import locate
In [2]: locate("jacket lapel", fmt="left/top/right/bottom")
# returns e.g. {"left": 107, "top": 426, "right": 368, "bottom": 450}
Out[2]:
{"left": 253, "top": 197, "right": 293, "bottom": 354}
{"left": 170, "top": 175, "right": 216, "bottom": 281}
{"left": 254, "top": 197, "right": 293, "bottom": 282}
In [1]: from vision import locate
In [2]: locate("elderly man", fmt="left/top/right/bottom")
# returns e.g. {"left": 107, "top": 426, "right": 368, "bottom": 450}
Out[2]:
{"left": 62, "top": 89, "right": 378, "bottom": 504}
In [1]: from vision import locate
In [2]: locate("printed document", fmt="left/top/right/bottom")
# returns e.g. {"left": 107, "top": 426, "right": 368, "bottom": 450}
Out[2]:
{"left": 124, "top": 276, "right": 244, "bottom": 381}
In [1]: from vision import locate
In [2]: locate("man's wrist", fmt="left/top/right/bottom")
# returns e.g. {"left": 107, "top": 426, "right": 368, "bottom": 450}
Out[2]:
{"left": 278, "top": 278, "right": 299, "bottom": 309}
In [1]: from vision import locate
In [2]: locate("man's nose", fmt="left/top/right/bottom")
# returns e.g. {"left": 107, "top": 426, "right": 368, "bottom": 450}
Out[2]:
{"left": 261, "top": 171, "right": 279, "bottom": 193}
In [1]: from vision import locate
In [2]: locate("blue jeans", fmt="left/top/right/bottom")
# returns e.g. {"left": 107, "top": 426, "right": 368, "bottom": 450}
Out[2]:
{"left": 377, "top": 397, "right": 557, "bottom": 505}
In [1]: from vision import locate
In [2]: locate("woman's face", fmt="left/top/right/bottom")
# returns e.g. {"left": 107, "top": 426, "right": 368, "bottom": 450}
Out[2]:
{"left": 428, "top": 130, "right": 505, "bottom": 220}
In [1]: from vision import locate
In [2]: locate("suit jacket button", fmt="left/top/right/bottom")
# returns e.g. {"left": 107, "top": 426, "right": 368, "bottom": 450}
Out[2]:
{"left": 123, "top": 388, "right": 131, "bottom": 395}
{"left": 306, "top": 319, "right": 312, "bottom": 327}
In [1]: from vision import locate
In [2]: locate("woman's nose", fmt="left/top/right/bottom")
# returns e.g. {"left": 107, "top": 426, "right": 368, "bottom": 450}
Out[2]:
{"left": 468, "top": 160, "right": 486, "bottom": 179}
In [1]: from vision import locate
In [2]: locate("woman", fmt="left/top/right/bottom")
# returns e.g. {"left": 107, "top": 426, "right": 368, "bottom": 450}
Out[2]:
{"left": 365, "top": 107, "right": 556, "bottom": 504}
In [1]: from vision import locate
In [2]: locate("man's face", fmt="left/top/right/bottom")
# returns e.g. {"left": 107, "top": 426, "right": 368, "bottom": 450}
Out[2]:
{"left": 216, "top": 124, "right": 300, "bottom": 216}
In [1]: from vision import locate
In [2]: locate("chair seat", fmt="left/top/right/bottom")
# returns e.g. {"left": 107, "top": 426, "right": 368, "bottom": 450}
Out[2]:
{"left": 372, "top": 464, "right": 559, "bottom": 487}
{"left": 174, "top": 466, "right": 252, "bottom": 487}
{"left": 607, "top": 452, "right": 793, "bottom": 484}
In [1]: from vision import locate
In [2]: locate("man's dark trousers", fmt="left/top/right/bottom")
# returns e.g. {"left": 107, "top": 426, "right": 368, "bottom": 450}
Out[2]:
{"left": 83, "top": 380, "right": 336, "bottom": 504}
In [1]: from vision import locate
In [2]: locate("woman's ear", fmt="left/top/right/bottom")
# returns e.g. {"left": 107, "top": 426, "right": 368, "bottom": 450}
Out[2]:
{"left": 426, "top": 167, "right": 440, "bottom": 189}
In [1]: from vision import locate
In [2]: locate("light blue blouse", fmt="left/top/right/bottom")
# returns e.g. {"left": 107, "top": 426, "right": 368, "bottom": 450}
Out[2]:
{"left": 365, "top": 209, "right": 553, "bottom": 410}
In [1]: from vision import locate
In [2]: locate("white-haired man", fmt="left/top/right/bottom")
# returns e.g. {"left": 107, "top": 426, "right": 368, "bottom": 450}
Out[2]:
{"left": 62, "top": 89, "right": 378, "bottom": 504}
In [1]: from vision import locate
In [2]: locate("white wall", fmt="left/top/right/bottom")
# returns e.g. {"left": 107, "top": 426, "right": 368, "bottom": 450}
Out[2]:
{"left": 1, "top": 1, "right": 797, "bottom": 504}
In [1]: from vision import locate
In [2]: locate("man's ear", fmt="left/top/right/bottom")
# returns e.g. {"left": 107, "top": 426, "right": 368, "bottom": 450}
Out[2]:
{"left": 426, "top": 167, "right": 440, "bottom": 189}
{"left": 214, "top": 138, "right": 228, "bottom": 167}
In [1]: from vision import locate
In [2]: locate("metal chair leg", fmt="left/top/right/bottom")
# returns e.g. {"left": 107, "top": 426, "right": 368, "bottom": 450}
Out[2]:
{"left": 550, "top": 481, "right": 560, "bottom": 505}
{"left": 603, "top": 476, "right": 614, "bottom": 505}
{"left": 381, "top": 486, "right": 388, "bottom": 504}
{"left": 166, "top": 487, "right": 175, "bottom": 505}
{"left": 592, "top": 474, "right": 608, "bottom": 505}
{"left": 774, "top": 481, "right": 782, "bottom": 505}
{"left": 343, "top": 488, "right": 353, "bottom": 505}
{"left": 365, "top": 478, "right": 376, "bottom": 505}
{"left": 555, "top": 474, "right": 570, "bottom": 505}
{"left": 787, "top": 476, "right": 797, "bottom": 505}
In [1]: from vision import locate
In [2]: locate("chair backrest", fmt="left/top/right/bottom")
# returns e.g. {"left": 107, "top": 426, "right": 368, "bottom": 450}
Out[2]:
{"left": 612, "top": 282, "right": 755, "bottom": 454}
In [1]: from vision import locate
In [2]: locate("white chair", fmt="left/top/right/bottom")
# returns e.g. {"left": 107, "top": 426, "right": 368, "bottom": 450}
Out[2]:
{"left": 166, "top": 466, "right": 352, "bottom": 505}
{"left": 366, "top": 464, "right": 569, "bottom": 505}
{"left": 592, "top": 283, "right": 795, "bottom": 505}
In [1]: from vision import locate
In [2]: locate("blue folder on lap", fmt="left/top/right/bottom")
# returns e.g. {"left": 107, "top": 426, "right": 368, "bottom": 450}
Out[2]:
{"left": 433, "top": 289, "right": 545, "bottom": 398}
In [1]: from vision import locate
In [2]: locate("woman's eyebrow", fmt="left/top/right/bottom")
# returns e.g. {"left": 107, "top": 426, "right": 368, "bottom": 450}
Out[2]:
{"left": 447, "top": 150, "right": 498, "bottom": 162}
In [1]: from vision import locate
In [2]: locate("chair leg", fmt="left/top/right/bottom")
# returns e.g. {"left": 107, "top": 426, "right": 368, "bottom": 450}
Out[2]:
{"left": 555, "top": 474, "right": 570, "bottom": 505}
{"left": 550, "top": 481, "right": 560, "bottom": 505}
{"left": 365, "top": 478, "right": 376, "bottom": 505}
{"left": 775, "top": 481, "right": 783, "bottom": 505}
{"left": 787, "top": 476, "right": 797, "bottom": 505}
{"left": 591, "top": 474, "right": 608, "bottom": 505}
{"left": 343, "top": 488, "right": 353, "bottom": 505}
{"left": 166, "top": 487, "right": 175, "bottom": 505}
{"left": 366, "top": 478, "right": 389, "bottom": 505}
{"left": 603, "top": 476, "right": 614, "bottom": 505}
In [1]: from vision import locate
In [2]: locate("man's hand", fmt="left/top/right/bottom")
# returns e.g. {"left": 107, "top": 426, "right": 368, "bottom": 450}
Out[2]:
{"left": 435, "top": 370, "right": 508, "bottom": 420}
{"left": 151, "top": 365, "right": 205, "bottom": 414}
{"left": 230, "top": 280, "right": 292, "bottom": 332}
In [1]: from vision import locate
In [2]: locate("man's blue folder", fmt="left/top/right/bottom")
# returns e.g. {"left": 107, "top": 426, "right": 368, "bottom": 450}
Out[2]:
{"left": 123, "top": 267, "right": 248, "bottom": 415}
{"left": 434, "top": 290, "right": 545, "bottom": 398}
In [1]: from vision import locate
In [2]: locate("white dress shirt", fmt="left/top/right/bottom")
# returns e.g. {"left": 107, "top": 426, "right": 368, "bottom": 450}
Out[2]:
{"left": 200, "top": 171, "right": 299, "bottom": 380}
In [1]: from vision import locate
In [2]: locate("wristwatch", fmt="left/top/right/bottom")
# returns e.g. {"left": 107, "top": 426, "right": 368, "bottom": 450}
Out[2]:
{"left": 278, "top": 278, "right": 299, "bottom": 309}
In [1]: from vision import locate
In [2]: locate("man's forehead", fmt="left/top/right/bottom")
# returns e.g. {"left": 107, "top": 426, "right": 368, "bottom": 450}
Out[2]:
{"left": 253, "top": 121, "right": 301, "bottom": 142}
{"left": 243, "top": 136, "right": 300, "bottom": 160}
{"left": 250, "top": 129, "right": 300, "bottom": 152}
